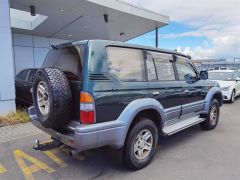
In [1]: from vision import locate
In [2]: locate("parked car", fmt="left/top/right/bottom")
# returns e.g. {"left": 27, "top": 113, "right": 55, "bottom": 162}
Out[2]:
{"left": 15, "top": 68, "right": 38, "bottom": 107}
{"left": 214, "top": 67, "right": 228, "bottom": 71}
{"left": 29, "top": 40, "right": 223, "bottom": 170}
{"left": 208, "top": 68, "right": 214, "bottom": 71}
{"left": 208, "top": 70, "right": 240, "bottom": 103}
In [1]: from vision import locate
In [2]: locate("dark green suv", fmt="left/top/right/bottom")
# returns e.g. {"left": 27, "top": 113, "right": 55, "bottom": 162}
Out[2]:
{"left": 29, "top": 40, "right": 223, "bottom": 170}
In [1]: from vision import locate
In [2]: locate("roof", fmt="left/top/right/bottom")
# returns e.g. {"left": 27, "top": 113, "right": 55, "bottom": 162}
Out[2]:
{"left": 57, "top": 39, "right": 188, "bottom": 58}
{"left": 208, "top": 70, "right": 237, "bottom": 73}
{"left": 10, "top": 0, "right": 169, "bottom": 41}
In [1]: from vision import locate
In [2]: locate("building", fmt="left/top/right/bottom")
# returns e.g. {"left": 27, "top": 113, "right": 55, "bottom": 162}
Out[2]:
{"left": 0, "top": 0, "right": 169, "bottom": 113}
{"left": 192, "top": 58, "right": 240, "bottom": 71}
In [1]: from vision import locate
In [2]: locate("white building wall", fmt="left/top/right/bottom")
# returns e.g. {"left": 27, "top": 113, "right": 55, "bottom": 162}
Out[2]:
{"left": 0, "top": 30, "right": 69, "bottom": 113}
{"left": 12, "top": 33, "right": 70, "bottom": 74}
{"left": 0, "top": 0, "right": 16, "bottom": 113}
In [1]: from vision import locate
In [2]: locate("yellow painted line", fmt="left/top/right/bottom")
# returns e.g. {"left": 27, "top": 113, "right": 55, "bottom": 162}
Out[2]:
{"left": 43, "top": 151, "right": 67, "bottom": 168}
{"left": 74, "top": 154, "right": 85, "bottom": 161}
{"left": 59, "top": 146, "right": 85, "bottom": 161}
{"left": 41, "top": 140, "right": 54, "bottom": 144}
{"left": 59, "top": 146, "right": 71, "bottom": 154}
{"left": 0, "top": 163, "right": 7, "bottom": 174}
{"left": 14, "top": 149, "right": 54, "bottom": 180}
{"left": 27, "top": 164, "right": 40, "bottom": 174}
{"left": 50, "top": 148, "right": 60, "bottom": 154}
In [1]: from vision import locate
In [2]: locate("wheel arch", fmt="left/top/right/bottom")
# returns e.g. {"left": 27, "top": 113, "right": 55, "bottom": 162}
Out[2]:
{"left": 212, "top": 92, "right": 223, "bottom": 107}
{"left": 203, "top": 87, "right": 223, "bottom": 114}
{"left": 117, "top": 98, "right": 165, "bottom": 148}
{"left": 129, "top": 108, "right": 163, "bottom": 133}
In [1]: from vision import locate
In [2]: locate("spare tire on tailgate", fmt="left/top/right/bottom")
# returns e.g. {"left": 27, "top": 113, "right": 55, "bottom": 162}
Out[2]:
{"left": 32, "top": 68, "right": 72, "bottom": 129}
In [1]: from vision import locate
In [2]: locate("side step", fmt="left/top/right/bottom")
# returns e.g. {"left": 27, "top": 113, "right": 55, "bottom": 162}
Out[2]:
{"left": 33, "top": 139, "right": 62, "bottom": 151}
{"left": 163, "top": 116, "right": 206, "bottom": 136}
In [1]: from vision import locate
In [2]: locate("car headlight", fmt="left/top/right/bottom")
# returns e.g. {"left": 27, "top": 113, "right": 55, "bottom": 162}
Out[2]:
{"left": 221, "top": 86, "right": 230, "bottom": 91}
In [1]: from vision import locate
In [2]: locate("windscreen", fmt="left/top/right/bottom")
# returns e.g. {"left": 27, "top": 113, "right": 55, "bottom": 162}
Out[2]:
{"left": 208, "top": 72, "right": 233, "bottom": 81}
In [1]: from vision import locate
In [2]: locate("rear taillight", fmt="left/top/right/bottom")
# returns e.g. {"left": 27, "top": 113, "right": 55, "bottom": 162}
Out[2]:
{"left": 80, "top": 92, "right": 95, "bottom": 124}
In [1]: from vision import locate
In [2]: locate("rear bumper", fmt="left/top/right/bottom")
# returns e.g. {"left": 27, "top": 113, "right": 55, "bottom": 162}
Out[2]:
{"left": 28, "top": 107, "right": 126, "bottom": 151}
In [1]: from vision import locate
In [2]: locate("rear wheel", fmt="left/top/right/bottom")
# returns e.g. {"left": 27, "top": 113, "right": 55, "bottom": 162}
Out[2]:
{"left": 123, "top": 118, "right": 158, "bottom": 170}
{"left": 200, "top": 99, "right": 219, "bottom": 130}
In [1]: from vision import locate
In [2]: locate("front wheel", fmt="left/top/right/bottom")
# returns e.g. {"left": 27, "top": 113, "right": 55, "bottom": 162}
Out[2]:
{"left": 230, "top": 90, "right": 235, "bottom": 103}
{"left": 200, "top": 99, "right": 220, "bottom": 130}
{"left": 123, "top": 118, "right": 158, "bottom": 170}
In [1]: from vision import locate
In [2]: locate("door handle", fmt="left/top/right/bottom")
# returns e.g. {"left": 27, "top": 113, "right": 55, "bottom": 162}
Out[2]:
{"left": 184, "top": 89, "right": 190, "bottom": 94}
{"left": 153, "top": 91, "right": 160, "bottom": 96}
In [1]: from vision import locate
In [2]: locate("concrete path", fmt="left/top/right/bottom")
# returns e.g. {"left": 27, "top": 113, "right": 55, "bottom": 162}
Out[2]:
{"left": 0, "top": 123, "right": 42, "bottom": 143}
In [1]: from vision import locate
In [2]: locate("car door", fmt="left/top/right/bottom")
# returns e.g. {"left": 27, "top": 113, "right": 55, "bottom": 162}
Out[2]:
{"left": 175, "top": 56, "right": 207, "bottom": 118}
{"left": 233, "top": 71, "right": 240, "bottom": 95}
{"left": 145, "top": 51, "right": 183, "bottom": 126}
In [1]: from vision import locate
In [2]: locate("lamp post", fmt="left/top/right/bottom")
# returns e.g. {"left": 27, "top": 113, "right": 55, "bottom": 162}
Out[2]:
{"left": 155, "top": 28, "right": 158, "bottom": 48}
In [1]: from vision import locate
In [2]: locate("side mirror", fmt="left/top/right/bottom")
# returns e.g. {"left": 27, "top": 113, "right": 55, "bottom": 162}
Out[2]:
{"left": 200, "top": 70, "right": 208, "bottom": 80}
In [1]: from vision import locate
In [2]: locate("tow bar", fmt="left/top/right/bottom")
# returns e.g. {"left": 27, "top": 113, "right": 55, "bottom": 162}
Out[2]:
{"left": 33, "top": 139, "right": 63, "bottom": 151}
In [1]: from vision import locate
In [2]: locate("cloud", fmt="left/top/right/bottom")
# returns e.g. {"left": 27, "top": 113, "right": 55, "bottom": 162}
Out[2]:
{"left": 180, "top": 35, "right": 240, "bottom": 59}
{"left": 124, "top": 0, "right": 240, "bottom": 59}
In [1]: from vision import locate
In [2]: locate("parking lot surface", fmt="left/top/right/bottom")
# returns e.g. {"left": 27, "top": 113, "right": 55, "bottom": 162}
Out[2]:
{"left": 0, "top": 99, "right": 240, "bottom": 180}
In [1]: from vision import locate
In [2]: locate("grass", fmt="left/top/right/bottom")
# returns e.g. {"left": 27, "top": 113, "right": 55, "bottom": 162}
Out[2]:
{"left": 0, "top": 109, "right": 29, "bottom": 126}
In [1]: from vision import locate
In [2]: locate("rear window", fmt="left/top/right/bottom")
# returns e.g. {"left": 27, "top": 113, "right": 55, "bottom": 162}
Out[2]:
{"left": 107, "top": 47, "right": 146, "bottom": 81}
{"left": 43, "top": 46, "right": 85, "bottom": 80}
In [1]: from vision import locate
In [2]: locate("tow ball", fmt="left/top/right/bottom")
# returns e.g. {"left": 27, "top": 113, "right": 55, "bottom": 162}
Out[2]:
{"left": 33, "top": 139, "right": 62, "bottom": 151}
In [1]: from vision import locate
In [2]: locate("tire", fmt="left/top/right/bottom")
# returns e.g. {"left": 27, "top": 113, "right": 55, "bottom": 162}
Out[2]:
{"left": 230, "top": 90, "right": 235, "bottom": 103}
{"left": 200, "top": 99, "right": 219, "bottom": 130}
{"left": 123, "top": 118, "right": 158, "bottom": 170}
{"left": 32, "top": 68, "right": 72, "bottom": 129}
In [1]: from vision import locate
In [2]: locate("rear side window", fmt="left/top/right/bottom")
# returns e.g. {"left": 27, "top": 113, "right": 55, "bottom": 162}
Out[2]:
{"left": 107, "top": 47, "right": 146, "bottom": 81}
{"left": 146, "top": 51, "right": 175, "bottom": 81}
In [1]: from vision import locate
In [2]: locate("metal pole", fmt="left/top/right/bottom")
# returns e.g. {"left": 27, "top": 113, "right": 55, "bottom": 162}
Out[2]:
{"left": 155, "top": 28, "right": 158, "bottom": 48}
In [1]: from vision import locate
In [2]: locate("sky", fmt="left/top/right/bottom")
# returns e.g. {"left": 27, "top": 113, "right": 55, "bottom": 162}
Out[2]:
{"left": 125, "top": 0, "right": 240, "bottom": 60}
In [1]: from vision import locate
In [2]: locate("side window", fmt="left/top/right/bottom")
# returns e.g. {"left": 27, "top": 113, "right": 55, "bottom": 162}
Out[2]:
{"left": 107, "top": 47, "right": 146, "bottom": 81}
{"left": 176, "top": 58, "right": 198, "bottom": 81}
{"left": 146, "top": 51, "right": 175, "bottom": 81}
{"left": 146, "top": 53, "right": 157, "bottom": 81}
{"left": 154, "top": 58, "right": 175, "bottom": 81}
{"left": 233, "top": 72, "right": 238, "bottom": 80}
{"left": 17, "top": 70, "right": 28, "bottom": 80}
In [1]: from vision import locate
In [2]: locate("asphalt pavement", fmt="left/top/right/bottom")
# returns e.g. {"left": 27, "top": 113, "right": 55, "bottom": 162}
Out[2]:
{"left": 0, "top": 98, "right": 240, "bottom": 180}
